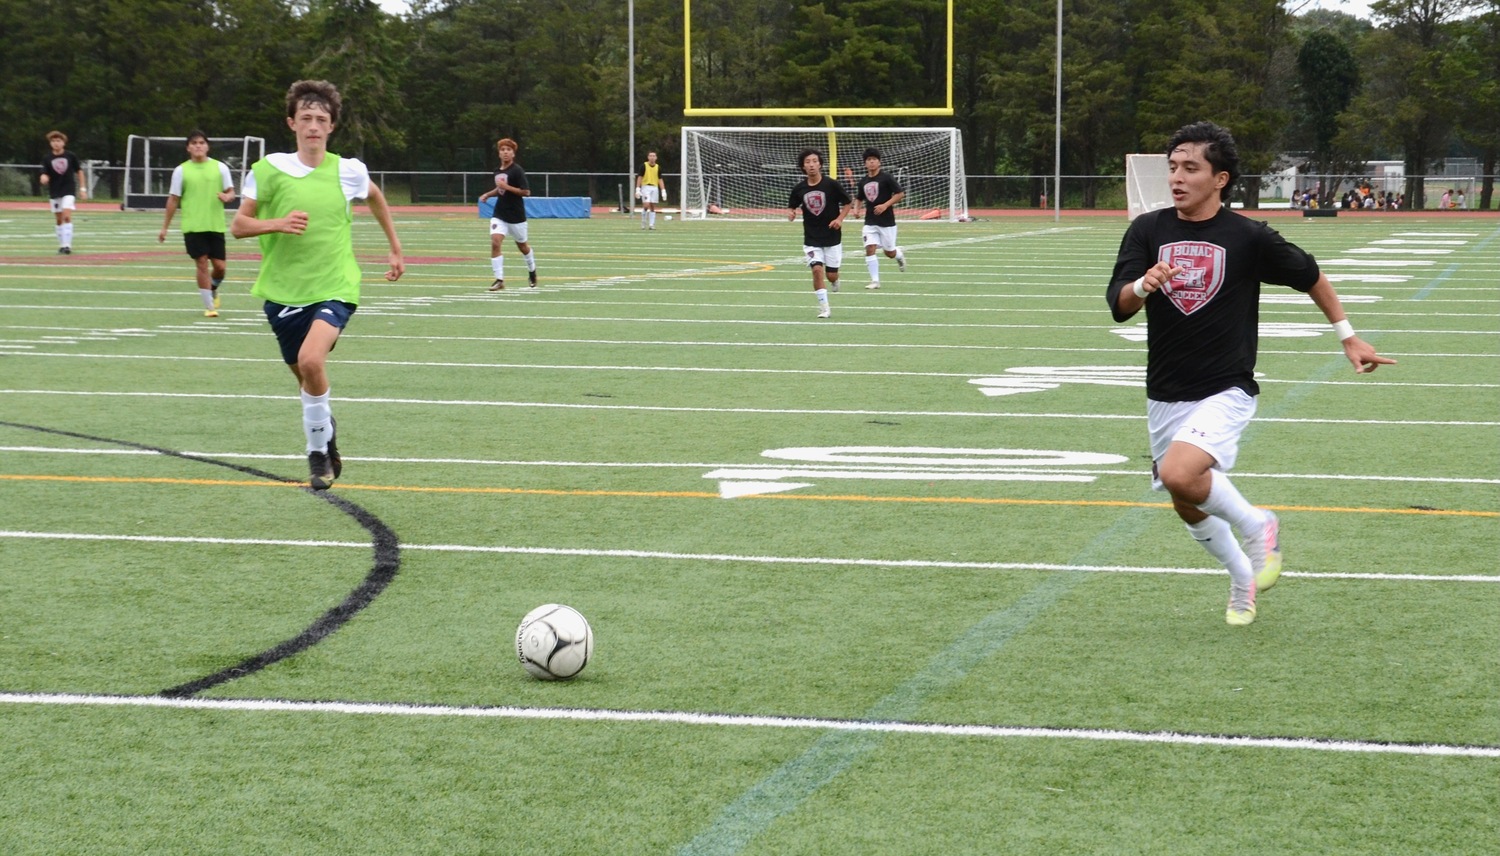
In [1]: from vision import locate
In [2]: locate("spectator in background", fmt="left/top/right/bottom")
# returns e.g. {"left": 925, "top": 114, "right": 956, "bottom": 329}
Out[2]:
{"left": 1440, "top": 188, "right": 1452, "bottom": 210}
{"left": 39, "top": 130, "right": 85, "bottom": 254}
{"left": 1457, "top": 189, "right": 1467, "bottom": 210}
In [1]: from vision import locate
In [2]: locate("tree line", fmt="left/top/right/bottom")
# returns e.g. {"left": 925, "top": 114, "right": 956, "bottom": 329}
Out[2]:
{"left": 3, "top": 0, "right": 1494, "bottom": 207}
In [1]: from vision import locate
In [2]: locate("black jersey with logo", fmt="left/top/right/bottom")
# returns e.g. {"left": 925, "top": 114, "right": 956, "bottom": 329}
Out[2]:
{"left": 42, "top": 151, "right": 82, "bottom": 198}
{"left": 788, "top": 176, "right": 851, "bottom": 248}
{"left": 1108, "top": 207, "right": 1321, "bottom": 402}
{"left": 492, "top": 163, "right": 529, "bottom": 223}
{"left": 859, "top": 171, "right": 903, "bottom": 227}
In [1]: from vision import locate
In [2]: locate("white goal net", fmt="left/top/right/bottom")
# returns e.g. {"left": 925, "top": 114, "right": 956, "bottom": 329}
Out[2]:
{"left": 1126, "top": 153, "right": 1171, "bottom": 220}
{"left": 680, "top": 126, "right": 968, "bottom": 221}
{"left": 123, "top": 134, "right": 265, "bottom": 211}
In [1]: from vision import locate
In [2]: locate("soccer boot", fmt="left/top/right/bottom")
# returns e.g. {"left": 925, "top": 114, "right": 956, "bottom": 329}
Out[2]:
{"left": 1244, "top": 510, "right": 1282, "bottom": 592}
{"left": 1225, "top": 581, "right": 1257, "bottom": 626}
{"left": 528, "top": 269, "right": 537, "bottom": 287}
{"left": 308, "top": 449, "right": 336, "bottom": 491}
{"left": 204, "top": 310, "right": 219, "bottom": 318}
{"left": 817, "top": 307, "right": 831, "bottom": 319}
{"left": 866, "top": 282, "right": 880, "bottom": 290}
{"left": 488, "top": 279, "right": 505, "bottom": 291}
{"left": 327, "top": 417, "right": 342, "bottom": 480}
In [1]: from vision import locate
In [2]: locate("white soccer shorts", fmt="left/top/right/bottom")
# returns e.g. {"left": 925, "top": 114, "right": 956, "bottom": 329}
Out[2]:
{"left": 1146, "top": 387, "right": 1257, "bottom": 490}
{"left": 489, "top": 218, "right": 530, "bottom": 243}
{"left": 804, "top": 244, "right": 844, "bottom": 270}
{"left": 862, "top": 224, "right": 898, "bottom": 252}
{"left": 639, "top": 185, "right": 660, "bottom": 204}
{"left": 49, "top": 196, "right": 76, "bottom": 213}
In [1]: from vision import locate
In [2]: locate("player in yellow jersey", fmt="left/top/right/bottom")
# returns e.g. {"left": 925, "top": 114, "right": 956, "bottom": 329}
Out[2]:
{"left": 158, "top": 131, "right": 237, "bottom": 316}
{"left": 231, "top": 80, "right": 404, "bottom": 490}
{"left": 635, "top": 151, "right": 665, "bottom": 230}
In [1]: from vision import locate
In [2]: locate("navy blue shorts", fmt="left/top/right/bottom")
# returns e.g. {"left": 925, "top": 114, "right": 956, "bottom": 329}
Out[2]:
{"left": 263, "top": 300, "right": 356, "bottom": 364}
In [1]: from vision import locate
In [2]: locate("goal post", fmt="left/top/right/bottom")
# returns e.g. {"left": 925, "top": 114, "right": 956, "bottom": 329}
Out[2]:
{"left": 1126, "top": 153, "right": 1171, "bottom": 220}
{"left": 122, "top": 134, "right": 265, "bottom": 211}
{"left": 678, "top": 126, "right": 968, "bottom": 222}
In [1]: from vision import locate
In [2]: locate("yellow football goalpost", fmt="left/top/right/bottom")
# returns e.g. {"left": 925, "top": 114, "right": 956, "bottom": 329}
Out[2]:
{"left": 677, "top": 0, "right": 965, "bottom": 221}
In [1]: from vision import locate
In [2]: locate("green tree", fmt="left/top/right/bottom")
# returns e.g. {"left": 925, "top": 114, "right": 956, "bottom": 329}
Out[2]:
{"left": 303, "top": 0, "right": 410, "bottom": 161}
{"left": 1294, "top": 29, "right": 1362, "bottom": 177}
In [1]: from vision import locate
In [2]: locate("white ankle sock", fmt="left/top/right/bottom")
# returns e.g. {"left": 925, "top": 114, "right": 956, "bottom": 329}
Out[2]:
{"left": 301, "top": 389, "right": 332, "bottom": 453}
{"left": 199, "top": 288, "right": 215, "bottom": 309}
{"left": 524, "top": 251, "right": 536, "bottom": 272}
{"left": 866, "top": 255, "right": 880, "bottom": 282}
{"left": 491, "top": 256, "right": 504, "bottom": 280}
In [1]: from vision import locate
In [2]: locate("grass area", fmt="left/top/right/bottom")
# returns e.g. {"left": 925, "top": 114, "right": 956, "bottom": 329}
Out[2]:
{"left": 1, "top": 206, "right": 1497, "bottom": 854}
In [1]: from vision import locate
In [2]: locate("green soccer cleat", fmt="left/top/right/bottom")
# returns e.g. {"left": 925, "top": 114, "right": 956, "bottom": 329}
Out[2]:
{"left": 1226, "top": 582, "right": 1256, "bottom": 626}
{"left": 1247, "top": 509, "right": 1282, "bottom": 592}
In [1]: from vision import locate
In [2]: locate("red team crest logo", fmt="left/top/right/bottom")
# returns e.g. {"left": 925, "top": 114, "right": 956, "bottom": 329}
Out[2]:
{"left": 1157, "top": 241, "right": 1225, "bottom": 315}
{"left": 51, "top": 157, "right": 70, "bottom": 174}
{"left": 804, "top": 190, "right": 826, "bottom": 216}
{"left": 863, "top": 182, "right": 879, "bottom": 203}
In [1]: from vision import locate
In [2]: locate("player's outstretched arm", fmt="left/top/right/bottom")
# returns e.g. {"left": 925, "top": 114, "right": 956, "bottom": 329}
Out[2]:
{"left": 1307, "top": 274, "right": 1396, "bottom": 374}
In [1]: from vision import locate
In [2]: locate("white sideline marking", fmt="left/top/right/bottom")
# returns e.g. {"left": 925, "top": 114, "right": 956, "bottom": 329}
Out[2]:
{"left": 4, "top": 445, "right": 1497, "bottom": 485}
{"left": 4, "top": 390, "right": 1497, "bottom": 427}
{"left": 1, "top": 692, "right": 1494, "bottom": 758}
{"left": 2, "top": 531, "right": 1496, "bottom": 583}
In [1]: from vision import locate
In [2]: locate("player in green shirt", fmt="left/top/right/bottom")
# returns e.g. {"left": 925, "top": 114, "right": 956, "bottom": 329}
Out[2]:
{"left": 158, "top": 131, "right": 237, "bottom": 316}
{"left": 230, "top": 80, "right": 404, "bottom": 490}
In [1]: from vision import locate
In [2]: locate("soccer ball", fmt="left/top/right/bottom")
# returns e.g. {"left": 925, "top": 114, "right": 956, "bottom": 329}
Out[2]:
{"left": 665, "top": 215, "right": 673, "bottom": 220}
{"left": 516, "top": 603, "right": 593, "bottom": 680}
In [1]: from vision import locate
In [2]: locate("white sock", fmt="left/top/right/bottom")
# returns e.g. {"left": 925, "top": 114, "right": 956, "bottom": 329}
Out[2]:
{"left": 199, "top": 288, "right": 215, "bottom": 309}
{"left": 524, "top": 251, "right": 536, "bottom": 272}
{"left": 301, "top": 389, "right": 333, "bottom": 453}
{"left": 641, "top": 209, "right": 648, "bottom": 225}
{"left": 56, "top": 225, "right": 65, "bottom": 247}
{"left": 62, "top": 223, "right": 73, "bottom": 247}
{"left": 1197, "top": 470, "right": 1267, "bottom": 540}
{"left": 1186, "top": 516, "right": 1253, "bottom": 587}
{"left": 865, "top": 254, "right": 880, "bottom": 283}
{"left": 490, "top": 255, "right": 504, "bottom": 281}
{"left": 649, "top": 211, "right": 657, "bottom": 228}
{"left": 895, "top": 248, "right": 905, "bottom": 262}
{"left": 815, "top": 288, "right": 829, "bottom": 308}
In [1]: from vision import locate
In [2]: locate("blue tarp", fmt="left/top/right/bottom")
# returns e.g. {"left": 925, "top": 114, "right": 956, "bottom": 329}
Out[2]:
{"left": 478, "top": 197, "right": 591, "bottom": 219}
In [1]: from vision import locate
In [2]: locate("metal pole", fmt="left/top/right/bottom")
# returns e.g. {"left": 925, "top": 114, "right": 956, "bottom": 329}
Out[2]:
{"left": 628, "top": 0, "right": 636, "bottom": 214}
{"left": 1054, "top": 0, "right": 1062, "bottom": 222}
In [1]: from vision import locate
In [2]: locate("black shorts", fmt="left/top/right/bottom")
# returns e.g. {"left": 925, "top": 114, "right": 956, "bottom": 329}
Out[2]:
{"left": 184, "top": 231, "right": 227, "bottom": 261}
{"left": 263, "top": 300, "right": 356, "bottom": 364}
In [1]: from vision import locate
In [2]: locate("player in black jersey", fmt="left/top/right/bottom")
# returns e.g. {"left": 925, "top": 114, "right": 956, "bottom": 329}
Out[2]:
{"left": 40, "top": 130, "right": 85, "bottom": 254}
{"left": 787, "top": 148, "right": 852, "bottom": 318}
{"left": 856, "top": 147, "right": 906, "bottom": 289}
{"left": 479, "top": 138, "right": 538, "bottom": 290}
{"left": 1108, "top": 121, "right": 1393, "bottom": 626}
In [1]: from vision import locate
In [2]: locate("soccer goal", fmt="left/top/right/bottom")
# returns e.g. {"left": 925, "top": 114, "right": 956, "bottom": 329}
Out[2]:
{"left": 1126, "top": 153, "right": 1171, "bottom": 220}
{"left": 122, "top": 134, "right": 265, "bottom": 211}
{"left": 679, "top": 126, "right": 968, "bottom": 221}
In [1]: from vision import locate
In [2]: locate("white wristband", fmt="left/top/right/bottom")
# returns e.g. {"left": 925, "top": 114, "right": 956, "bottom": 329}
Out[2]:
{"left": 1131, "top": 277, "right": 1148, "bottom": 299}
{"left": 1332, "top": 319, "right": 1355, "bottom": 341}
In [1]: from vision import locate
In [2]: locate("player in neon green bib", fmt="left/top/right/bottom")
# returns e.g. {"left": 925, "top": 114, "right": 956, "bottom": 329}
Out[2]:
{"left": 231, "top": 80, "right": 404, "bottom": 490}
{"left": 158, "top": 131, "right": 237, "bottom": 316}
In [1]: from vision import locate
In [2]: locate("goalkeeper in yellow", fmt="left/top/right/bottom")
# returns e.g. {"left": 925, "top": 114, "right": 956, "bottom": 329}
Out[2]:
{"left": 636, "top": 151, "right": 665, "bottom": 230}
{"left": 231, "top": 80, "right": 404, "bottom": 490}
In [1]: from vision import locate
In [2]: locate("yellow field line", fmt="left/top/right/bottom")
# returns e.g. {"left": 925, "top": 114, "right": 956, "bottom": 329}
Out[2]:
{"left": 4, "top": 473, "right": 1496, "bottom": 518}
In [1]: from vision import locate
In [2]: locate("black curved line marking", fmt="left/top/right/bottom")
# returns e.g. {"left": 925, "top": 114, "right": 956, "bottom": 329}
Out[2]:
{"left": 0, "top": 420, "right": 401, "bottom": 698}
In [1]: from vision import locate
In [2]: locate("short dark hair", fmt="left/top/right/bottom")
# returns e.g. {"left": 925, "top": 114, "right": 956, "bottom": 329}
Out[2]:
{"left": 286, "top": 80, "right": 341, "bottom": 125}
{"left": 862, "top": 147, "right": 881, "bottom": 161}
{"left": 186, "top": 130, "right": 209, "bottom": 144}
{"left": 46, "top": 130, "right": 67, "bottom": 143}
{"left": 1166, "top": 122, "right": 1239, "bottom": 201}
{"left": 796, "top": 148, "right": 824, "bottom": 169}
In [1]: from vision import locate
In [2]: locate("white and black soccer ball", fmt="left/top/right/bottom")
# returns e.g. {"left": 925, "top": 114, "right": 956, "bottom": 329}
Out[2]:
{"left": 516, "top": 603, "right": 593, "bottom": 680}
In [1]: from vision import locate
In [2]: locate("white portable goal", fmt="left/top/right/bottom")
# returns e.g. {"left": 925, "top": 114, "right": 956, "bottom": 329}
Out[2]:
{"left": 123, "top": 134, "right": 265, "bottom": 211}
{"left": 1126, "top": 153, "right": 1171, "bottom": 220}
{"left": 680, "top": 126, "right": 968, "bottom": 221}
